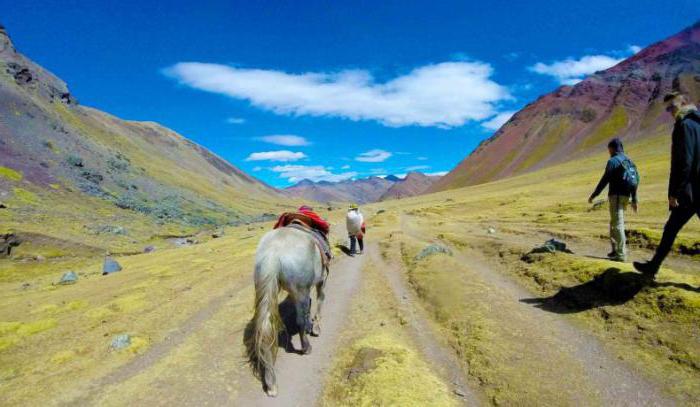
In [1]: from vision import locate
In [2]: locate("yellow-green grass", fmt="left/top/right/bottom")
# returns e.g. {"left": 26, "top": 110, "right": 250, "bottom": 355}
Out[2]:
{"left": 516, "top": 116, "right": 572, "bottom": 172}
{"left": 323, "top": 258, "right": 459, "bottom": 406}
{"left": 0, "top": 165, "right": 23, "bottom": 182}
{"left": 359, "top": 132, "right": 699, "bottom": 402}
{"left": 0, "top": 222, "right": 265, "bottom": 405}
{"left": 580, "top": 105, "right": 629, "bottom": 150}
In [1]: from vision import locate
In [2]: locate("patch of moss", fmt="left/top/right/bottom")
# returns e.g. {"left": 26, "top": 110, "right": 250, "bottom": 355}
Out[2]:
{"left": 11, "top": 187, "right": 39, "bottom": 206}
{"left": 50, "top": 350, "right": 76, "bottom": 365}
{"left": 326, "top": 333, "right": 457, "bottom": 406}
{"left": 16, "top": 319, "right": 57, "bottom": 336}
{"left": 0, "top": 166, "right": 23, "bottom": 182}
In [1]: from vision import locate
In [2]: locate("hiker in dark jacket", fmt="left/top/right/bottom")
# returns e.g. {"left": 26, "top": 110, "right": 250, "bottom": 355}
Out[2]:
{"left": 635, "top": 92, "right": 700, "bottom": 277}
{"left": 588, "top": 138, "right": 638, "bottom": 261}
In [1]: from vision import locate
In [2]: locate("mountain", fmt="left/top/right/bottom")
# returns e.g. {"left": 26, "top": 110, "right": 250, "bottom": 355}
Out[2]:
{"left": 430, "top": 22, "right": 700, "bottom": 192}
{"left": 379, "top": 172, "right": 441, "bottom": 201}
{"left": 0, "top": 26, "right": 281, "bottom": 246}
{"left": 285, "top": 172, "right": 441, "bottom": 203}
{"left": 285, "top": 176, "right": 394, "bottom": 204}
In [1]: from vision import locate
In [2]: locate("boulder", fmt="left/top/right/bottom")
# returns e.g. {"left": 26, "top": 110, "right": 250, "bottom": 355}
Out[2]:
{"left": 0, "top": 233, "right": 21, "bottom": 258}
{"left": 415, "top": 244, "right": 452, "bottom": 260}
{"left": 58, "top": 271, "right": 78, "bottom": 285}
{"left": 521, "top": 239, "right": 573, "bottom": 262}
{"left": 102, "top": 257, "right": 122, "bottom": 275}
{"left": 143, "top": 245, "right": 155, "bottom": 253}
{"left": 111, "top": 334, "right": 131, "bottom": 350}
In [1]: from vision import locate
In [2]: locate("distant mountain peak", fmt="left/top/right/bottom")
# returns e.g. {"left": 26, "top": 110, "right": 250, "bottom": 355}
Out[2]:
{"left": 384, "top": 174, "right": 401, "bottom": 182}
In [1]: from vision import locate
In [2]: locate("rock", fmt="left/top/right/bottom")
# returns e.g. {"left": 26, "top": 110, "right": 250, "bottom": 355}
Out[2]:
{"left": 454, "top": 388, "right": 466, "bottom": 398}
{"left": 487, "top": 226, "right": 497, "bottom": 234}
{"left": 521, "top": 239, "right": 573, "bottom": 262}
{"left": 376, "top": 209, "right": 386, "bottom": 214}
{"left": 346, "top": 347, "right": 384, "bottom": 380}
{"left": 102, "top": 257, "right": 122, "bottom": 275}
{"left": 58, "top": 271, "right": 78, "bottom": 285}
{"left": 211, "top": 231, "right": 224, "bottom": 238}
{"left": 588, "top": 199, "right": 606, "bottom": 211}
{"left": 414, "top": 243, "right": 452, "bottom": 260}
{"left": 34, "top": 255, "right": 46, "bottom": 262}
{"left": 0, "top": 202, "right": 7, "bottom": 209}
{"left": 111, "top": 334, "right": 131, "bottom": 350}
{"left": 143, "top": 245, "right": 155, "bottom": 253}
{"left": 0, "top": 233, "right": 21, "bottom": 258}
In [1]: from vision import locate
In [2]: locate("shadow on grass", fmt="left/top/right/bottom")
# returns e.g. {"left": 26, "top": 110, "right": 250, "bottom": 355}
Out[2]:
{"left": 335, "top": 244, "right": 354, "bottom": 257}
{"left": 521, "top": 268, "right": 649, "bottom": 313}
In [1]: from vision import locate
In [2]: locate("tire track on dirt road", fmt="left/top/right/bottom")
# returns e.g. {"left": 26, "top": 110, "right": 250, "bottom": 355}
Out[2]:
{"left": 368, "top": 243, "right": 482, "bottom": 406}
{"left": 399, "top": 212, "right": 674, "bottom": 406}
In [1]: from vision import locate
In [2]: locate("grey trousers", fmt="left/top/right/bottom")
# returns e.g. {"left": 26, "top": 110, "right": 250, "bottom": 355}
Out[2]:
{"left": 609, "top": 195, "right": 629, "bottom": 258}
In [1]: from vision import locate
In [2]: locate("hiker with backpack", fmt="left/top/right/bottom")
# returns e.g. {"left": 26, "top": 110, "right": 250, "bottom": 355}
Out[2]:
{"left": 634, "top": 92, "right": 700, "bottom": 278}
{"left": 588, "top": 138, "right": 639, "bottom": 262}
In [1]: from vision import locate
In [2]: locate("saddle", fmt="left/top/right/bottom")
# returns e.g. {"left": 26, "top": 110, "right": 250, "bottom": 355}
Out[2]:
{"left": 276, "top": 213, "right": 332, "bottom": 270}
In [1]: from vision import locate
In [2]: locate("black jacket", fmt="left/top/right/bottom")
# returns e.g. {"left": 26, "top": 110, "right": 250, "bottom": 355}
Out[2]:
{"left": 591, "top": 152, "right": 638, "bottom": 202}
{"left": 669, "top": 110, "right": 700, "bottom": 208}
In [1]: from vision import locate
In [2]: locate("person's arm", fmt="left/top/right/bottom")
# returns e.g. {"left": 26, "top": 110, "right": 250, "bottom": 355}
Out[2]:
{"left": 668, "top": 123, "right": 692, "bottom": 208}
{"left": 589, "top": 160, "right": 612, "bottom": 202}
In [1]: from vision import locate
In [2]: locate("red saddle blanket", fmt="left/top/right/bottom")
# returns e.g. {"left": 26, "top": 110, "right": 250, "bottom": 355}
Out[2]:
{"left": 274, "top": 213, "right": 332, "bottom": 268}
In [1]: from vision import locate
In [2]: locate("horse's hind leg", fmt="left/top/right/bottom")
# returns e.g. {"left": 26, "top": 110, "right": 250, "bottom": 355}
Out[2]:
{"left": 311, "top": 277, "right": 326, "bottom": 337}
{"left": 294, "top": 291, "right": 313, "bottom": 354}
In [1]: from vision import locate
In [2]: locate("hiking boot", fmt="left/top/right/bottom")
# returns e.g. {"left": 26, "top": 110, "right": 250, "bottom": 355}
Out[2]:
{"left": 606, "top": 251, "right": 616, "bottom": 259}
{"left": 609, "top": 255, "right": 626, "bottom": 263}
{"left": 633, "top": 261, "right": 659, "bottom": 278}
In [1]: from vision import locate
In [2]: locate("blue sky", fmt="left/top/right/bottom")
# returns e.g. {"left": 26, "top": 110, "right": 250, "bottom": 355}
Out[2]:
{"left": 3, "top": 1, "right": 698, "bottom": 187}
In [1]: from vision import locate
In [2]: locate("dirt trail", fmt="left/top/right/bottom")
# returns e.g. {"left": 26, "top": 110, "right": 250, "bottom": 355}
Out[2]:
{"left": 400, "top": 213, "right": 674, "bottom": 406}
{"left": 233, "top": 252, "right": 366, "bottom": 406}
{"left": 367, "top": 244, "right": 480, "bottom": 405}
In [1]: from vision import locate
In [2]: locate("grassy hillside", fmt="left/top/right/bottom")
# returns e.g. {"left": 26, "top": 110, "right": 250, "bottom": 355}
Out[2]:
{"left": 1, "top": 129, "right": 698, "bottom": 404}
{"left": 0, "top": 26, "right": 287, "bottom": 284}
{"left": 431, "top": 22, "right": 700, "bottom": 192}
{"left": 365, "top": 132, "right": 700, "bottom": 403}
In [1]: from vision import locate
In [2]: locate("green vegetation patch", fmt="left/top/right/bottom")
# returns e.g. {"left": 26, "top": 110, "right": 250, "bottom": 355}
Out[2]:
{"left": 508, "top": 252, "right": 700, "bottom": 401}
{"left": 325, "top": 333, "right": 457, "bottom": 406}
{"left": 580, "top": 105, "right": 628, "bottom": 150}
{"left": 0, "top": 166, "right": 23, "bottom": 182}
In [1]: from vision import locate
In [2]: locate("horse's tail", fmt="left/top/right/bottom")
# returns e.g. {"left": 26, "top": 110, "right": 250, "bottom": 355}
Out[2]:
{"left": 253, "top": 252, "right": 281, "bottom": 391}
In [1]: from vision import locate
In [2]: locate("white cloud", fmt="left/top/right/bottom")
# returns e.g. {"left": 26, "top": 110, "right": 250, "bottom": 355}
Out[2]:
{"left": 482, "top": 110, "right": 516, "bottom": 131}
{"left": 426, "top": 171, "right": 448, "bottom": 176}
{"left": 355, "top": 149, "right": 392, "bottom": 163}
{"left": 245, "top": 150, "right": 307, "bottom": 162}
{"left": 164, "top": 61, "right": 511, "bottom": 128}
{"left": 628, "top": 45, "right": 642, "bottom": 54}
{"left": 530, "top": 54, "right": 624, "bottom": 84}
{"left": 416, "top": 156, "right": 428, "bottom": 161}
{"left": 405, "top": 165, "right": 430, "bottom": 171}
{"left": 226, "top": 117, "right": 246, "bottom": 124}
{"left": 252, "top": 166, "right": 262, "bottom": 172}
{"left": 271, "top": 165, "right": 357, "bottom": 183}
{"left": 256, "top": 134, "right": 311, "bottom": 146}
{"left": 341, "top": 164, "right": 351, "bottom": 169}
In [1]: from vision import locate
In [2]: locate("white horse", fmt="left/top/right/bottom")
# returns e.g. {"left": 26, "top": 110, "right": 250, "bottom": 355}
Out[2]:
{"left": 251, "top": 226, "right": 328, "bottom": 397}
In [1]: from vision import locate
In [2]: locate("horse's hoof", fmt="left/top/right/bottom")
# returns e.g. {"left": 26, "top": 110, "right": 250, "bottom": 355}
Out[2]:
{"left": 302, "top": 343, "right": 312, "bottom": 355}
{"left": 265, "top": 385, "right": 278, "bottom": 397}
{"left": 311, "top": 324, "right": 321, "bottom": 337}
